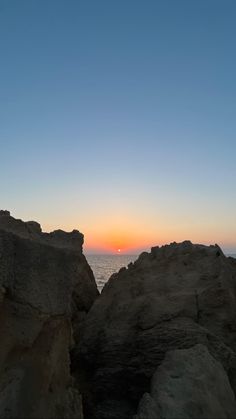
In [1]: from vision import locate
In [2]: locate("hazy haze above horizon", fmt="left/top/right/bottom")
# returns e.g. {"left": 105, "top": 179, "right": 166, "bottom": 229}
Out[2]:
{"left": 1, "top": 0, "right": 236, "bottom": 253}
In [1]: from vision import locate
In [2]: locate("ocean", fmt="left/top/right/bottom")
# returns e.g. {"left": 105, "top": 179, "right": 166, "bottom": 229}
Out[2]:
{"left": 87, "top": 253, "right": 236, "bottom": 292}
{"left": 86, "top": 254, "right": 138, "bottom": 292}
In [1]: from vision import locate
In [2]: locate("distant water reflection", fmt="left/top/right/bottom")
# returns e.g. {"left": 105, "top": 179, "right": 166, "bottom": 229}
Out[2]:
{"left": 86, "top": 254, "right": 137, "bottom": 292}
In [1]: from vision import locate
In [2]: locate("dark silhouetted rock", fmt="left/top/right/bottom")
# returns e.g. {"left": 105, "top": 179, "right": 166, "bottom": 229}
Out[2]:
{"left": 0, "top": 210, "right": 11, "bottom": 217}
{"left": 77, "top": 241, "right": 236, "bottom": 419}
{"left": 0, "top": 211, "right": 98, "bottom": 419}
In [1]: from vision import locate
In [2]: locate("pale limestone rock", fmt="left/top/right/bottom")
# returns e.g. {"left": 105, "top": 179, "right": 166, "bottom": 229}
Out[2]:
{"left": 136, "top": 344, "right": 236, "bottom": 419}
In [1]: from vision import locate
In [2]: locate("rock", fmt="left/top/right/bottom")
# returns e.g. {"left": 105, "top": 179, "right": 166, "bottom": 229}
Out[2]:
{"left": 0, "top": 210, "right": 11, "bottom": 217}
{"left": 77, "top": 241, "right": 236, "bottom": 419}
{"left": 0, "top": 210, "right": 98, "bottom": 419}
{"left": 26, "top": 220, "right": 42, "bottom": 234}
{"left": 135, "top": 344, "right": 236, "bottom": 419}
{"left": 135, "top": 393, "right": 161, "bottom": 419}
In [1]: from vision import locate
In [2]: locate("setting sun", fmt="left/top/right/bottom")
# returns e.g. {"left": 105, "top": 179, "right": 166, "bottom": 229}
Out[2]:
{"left": 117, "top": 249, "right": 121, "bottom": 253}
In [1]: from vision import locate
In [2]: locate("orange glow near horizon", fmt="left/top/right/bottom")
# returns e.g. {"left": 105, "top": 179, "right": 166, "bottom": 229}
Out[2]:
{"left": 83, "top": 222, "right": 159, "bottom": 254}
{"left": 41, "top": 212, "right": 236, "bottom": 255}
{"left": 83, "top": 224, "right": 236, "bottom": 254}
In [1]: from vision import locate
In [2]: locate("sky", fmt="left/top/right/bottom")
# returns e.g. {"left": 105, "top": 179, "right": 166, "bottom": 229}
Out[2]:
{"left": 0, "top": 0, "right": 236, "bottom": 254}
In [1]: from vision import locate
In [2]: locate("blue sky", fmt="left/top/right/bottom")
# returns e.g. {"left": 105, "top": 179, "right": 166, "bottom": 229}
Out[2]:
{"left": 0, "top": 0, "right": 236, "bottom": 253}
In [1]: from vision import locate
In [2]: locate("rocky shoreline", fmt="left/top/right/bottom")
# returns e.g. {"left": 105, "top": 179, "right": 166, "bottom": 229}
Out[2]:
{"left": 0, "top": 211, "right": 236, "bottom": 419}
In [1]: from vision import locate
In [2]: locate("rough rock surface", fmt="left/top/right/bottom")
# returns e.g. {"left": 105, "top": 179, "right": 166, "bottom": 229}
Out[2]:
{"left": 0, "top": 210, "right": 98, "bottom": 419}
{"left": 135, "top": 344, "right": 236, "bottom": 419}
{"left": 77, "top": 241, "right": 236, "bottom": 419}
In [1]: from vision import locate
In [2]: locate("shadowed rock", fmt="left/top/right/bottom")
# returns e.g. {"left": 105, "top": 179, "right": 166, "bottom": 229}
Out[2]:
{"left": 77, "top": 241, "right": 236, "bottom": 419}
{"left": 0, "top": 211, "right": 98, "bottom": 419}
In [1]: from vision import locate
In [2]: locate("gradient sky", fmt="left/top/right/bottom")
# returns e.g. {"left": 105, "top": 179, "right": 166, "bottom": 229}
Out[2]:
{"left": 1, "top": 0, "right": 236, "bottom": 253}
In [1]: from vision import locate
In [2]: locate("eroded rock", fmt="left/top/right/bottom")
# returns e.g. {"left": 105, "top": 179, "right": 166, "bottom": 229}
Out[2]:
{"left": 0, "top": 211, "right": 98, "bottom": 418}
{"left": 77, "top": 241, "right": 236, "bottom": 419}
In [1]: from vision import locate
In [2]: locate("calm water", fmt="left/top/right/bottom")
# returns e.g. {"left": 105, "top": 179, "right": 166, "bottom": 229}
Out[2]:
{"left": 86, "top": 254, "right": 137, "bottom": 292}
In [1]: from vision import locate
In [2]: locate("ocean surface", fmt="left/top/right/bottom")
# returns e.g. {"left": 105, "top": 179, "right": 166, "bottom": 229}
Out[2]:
{"left": 86, "top": 254, "right": 138, "bottom": 292}
{"left": 87, "top": 253, "right": 236, "bottom": 292}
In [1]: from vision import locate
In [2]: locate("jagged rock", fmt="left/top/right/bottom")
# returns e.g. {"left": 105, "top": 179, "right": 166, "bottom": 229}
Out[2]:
{"left": 0, "top": 210, "right": 11, "bottom": 217}
{"left": 135, "top": 344, "right": 236, "bottom": 419}
{"left": 77, "top": 241, "right": 236, "bottom": 419}
{"left": 0, "top": 211, "right": 98, "bottom": 419}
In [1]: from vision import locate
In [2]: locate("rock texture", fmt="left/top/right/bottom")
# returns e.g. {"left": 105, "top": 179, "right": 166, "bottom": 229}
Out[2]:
{"left": 77, "top": 241, "right": 236, "bottom": 419}
{"left": 0, "top": 210, "right": 98, "bottom": 419}
{"left": 135, "top": 344, "right": 236, "bottom": 419}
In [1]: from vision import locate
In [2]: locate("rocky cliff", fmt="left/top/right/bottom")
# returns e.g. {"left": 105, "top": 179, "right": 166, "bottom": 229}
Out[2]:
{"left": 0, "top": 210, "right": 98, "bottom": 419}
{"left": 1, "top": 212, "right": 236, "bottom": 419}
{"left": 77, "top": 241, "right": 236, "bottom": 419}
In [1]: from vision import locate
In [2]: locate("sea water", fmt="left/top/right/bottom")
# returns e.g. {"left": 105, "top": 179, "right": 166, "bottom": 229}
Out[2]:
{"left": 86, "top": 254, "right": 137, "bottom": 292}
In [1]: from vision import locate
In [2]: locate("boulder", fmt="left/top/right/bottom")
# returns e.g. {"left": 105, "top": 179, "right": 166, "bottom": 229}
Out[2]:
{"left": 136, "top": 344, "right": 236, "bottom": 419}
{"left": 0, "top": 211, "right": 98, "bottom": 418}
{"left": 77, "top": 241, "right": 236, "bottom": 419}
